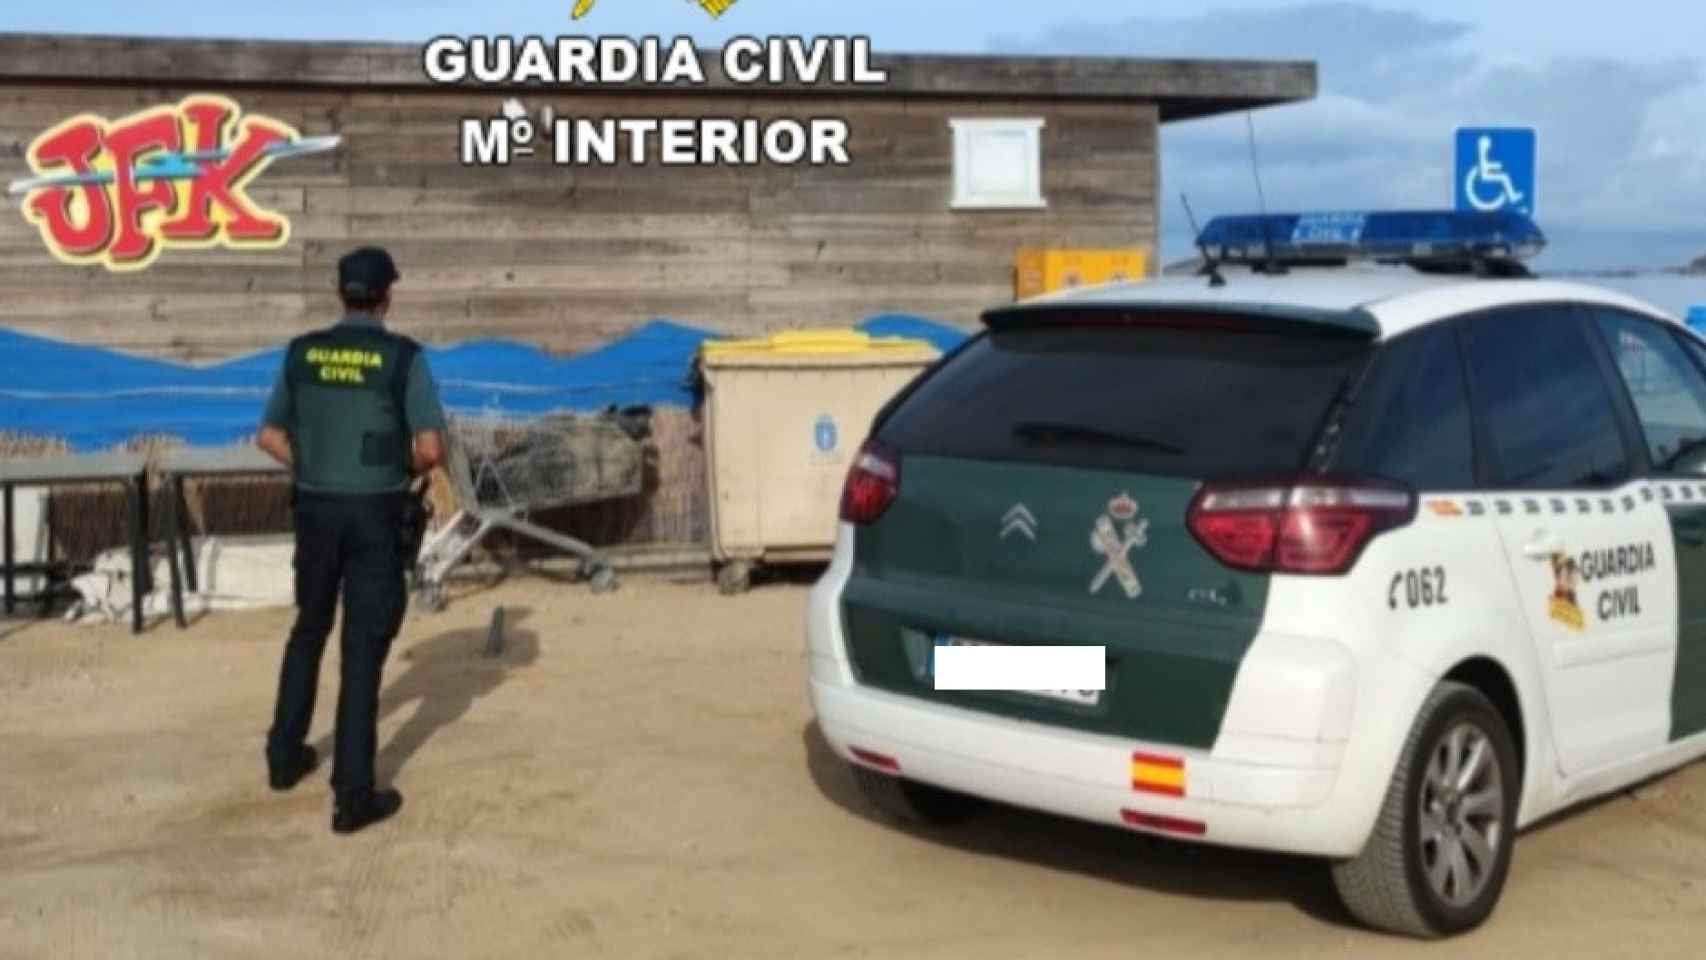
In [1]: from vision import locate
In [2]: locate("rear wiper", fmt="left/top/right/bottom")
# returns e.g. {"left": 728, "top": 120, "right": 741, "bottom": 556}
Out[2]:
{"left": 1012, "top": 421, "right": 1185, "bottom": 455}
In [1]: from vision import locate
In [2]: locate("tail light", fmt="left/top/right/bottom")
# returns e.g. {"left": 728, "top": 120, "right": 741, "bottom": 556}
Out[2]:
{"left": 1121, "top": 808, "right": 1208, "bottom": 837}
{"left": 1188, "top": 478, "right": 1413, "bottom": 575}
{"left": 839, "top": 441, "right": 901, "bottom": 525}
{"left": 849, "top": 747, "right": 901, "bottom": 772}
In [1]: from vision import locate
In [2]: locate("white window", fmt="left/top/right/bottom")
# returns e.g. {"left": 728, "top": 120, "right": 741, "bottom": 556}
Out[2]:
{"left": 949, "top": 118, "right": 1046, "bottom": 210}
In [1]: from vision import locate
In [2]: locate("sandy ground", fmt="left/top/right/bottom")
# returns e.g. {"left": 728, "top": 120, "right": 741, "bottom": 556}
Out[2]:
{"left": 3, "top": 575, "right": 1706, "bottom": 960}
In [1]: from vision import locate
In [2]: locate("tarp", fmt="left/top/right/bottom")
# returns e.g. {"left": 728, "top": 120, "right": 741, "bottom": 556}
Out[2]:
{"left": 0, "top": 315, "right": 968, "bottom": 452}
{"left": 858, "top": 313, "right": 971, "bottom": 354}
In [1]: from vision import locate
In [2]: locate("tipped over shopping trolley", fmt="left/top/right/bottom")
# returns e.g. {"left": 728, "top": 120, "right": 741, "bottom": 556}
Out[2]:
{"left": 414, "top": 408, "right": 652, "bottom": 610}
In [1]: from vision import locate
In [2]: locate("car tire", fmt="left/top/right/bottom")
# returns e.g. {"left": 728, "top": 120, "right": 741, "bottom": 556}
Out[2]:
{"left": 1331, "top": 680, "right": 1519, "bottom": 938}
{"left": 850, "top": 764, "right": 985, "bottom": 826}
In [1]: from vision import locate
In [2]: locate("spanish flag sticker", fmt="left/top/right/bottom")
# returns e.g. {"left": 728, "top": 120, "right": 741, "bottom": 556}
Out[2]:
{"left": 1132, "top": 752, "right": 1186, "bottom": 797}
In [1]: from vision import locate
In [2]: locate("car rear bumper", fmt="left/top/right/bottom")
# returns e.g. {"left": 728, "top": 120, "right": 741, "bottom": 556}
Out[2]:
{"left": 806, "top": 526, "right": 1429, "bottom": 859}
{"left": 813, "top": 667, "right": 1378, "bottom": 855}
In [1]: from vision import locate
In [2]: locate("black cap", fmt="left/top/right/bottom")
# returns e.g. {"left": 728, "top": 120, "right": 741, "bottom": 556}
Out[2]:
{"left": 338, "top": 246, "right": 400, "bottom": 302}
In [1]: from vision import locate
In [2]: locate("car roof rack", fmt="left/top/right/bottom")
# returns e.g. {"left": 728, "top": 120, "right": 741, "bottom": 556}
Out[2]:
{"left": 1194, "top": 209, "right": 1545, "bottom": 280}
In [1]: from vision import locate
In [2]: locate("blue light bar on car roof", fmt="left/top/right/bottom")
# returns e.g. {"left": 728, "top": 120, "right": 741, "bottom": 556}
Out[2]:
{"left": 1195, "top": 209, "right": 1546, "bottom": 264}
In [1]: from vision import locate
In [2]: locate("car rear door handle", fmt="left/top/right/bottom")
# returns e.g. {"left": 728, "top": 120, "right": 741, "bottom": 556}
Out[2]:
{"left": 1521, "top": 534, "right": 1563, "bottom": 559}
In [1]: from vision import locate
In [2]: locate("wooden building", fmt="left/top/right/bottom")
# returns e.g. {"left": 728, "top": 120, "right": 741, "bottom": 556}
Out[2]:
{"left": 0, "top": 34, "right": 1314, "bottom": 360}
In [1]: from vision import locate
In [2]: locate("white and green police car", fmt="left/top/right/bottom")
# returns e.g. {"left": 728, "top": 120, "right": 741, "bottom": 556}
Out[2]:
{"left": 806, "top": 210, "right": 1706, "bottom": 937}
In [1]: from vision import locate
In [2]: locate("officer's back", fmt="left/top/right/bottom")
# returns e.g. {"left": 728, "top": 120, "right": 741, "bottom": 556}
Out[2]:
{"left": 256, "top": 246, "right": 447, "bottom": 835}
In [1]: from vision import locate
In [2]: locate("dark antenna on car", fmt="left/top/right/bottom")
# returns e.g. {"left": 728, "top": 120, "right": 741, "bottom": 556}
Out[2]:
{"left": 1179, "top": 193, "right": 1225, "bottom": 288}
{"left": 1245, "top": 113, "right": 1286, "bottom": 276}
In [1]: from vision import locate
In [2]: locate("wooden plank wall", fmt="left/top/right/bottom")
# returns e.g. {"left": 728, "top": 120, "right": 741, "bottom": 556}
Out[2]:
{"left": 0, "top": 83, "right": 1158, "bottom": 360}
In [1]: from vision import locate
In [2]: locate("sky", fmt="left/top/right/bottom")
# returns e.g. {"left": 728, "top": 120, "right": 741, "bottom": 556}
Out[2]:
{"left": 5, "top": 0, "right": 1705, "bottom": 276}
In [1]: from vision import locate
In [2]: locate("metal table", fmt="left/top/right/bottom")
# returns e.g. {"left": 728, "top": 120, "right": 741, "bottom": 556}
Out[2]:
{"left": 158, "top": 446, "right": 288, "bottom": 628}
{"left": 0, "top": 452, "right": 150, "bottom": 633}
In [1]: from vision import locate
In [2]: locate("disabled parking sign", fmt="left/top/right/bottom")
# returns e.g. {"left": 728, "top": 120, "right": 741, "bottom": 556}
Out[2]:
{"left": 1456, "top": 127, "right": 1536, "bottom": 216}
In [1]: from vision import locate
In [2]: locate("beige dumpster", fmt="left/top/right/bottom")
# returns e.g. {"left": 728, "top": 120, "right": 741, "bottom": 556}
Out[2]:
{"left": 699, "top": 329, "right": 941, "bottom": 593}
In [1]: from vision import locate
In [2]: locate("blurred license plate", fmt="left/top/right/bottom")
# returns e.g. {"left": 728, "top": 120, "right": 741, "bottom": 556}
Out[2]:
{"left": 936, "top": 636, "right": 1103, "bottom": 707}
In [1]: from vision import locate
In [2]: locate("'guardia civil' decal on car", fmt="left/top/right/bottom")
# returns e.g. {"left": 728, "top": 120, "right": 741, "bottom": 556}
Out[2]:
{"left": 1547, "top": 541, "right": 1657, "bottom": 631}
{"left": 1583, "top": 541, "right": 1656, "bottom": 624}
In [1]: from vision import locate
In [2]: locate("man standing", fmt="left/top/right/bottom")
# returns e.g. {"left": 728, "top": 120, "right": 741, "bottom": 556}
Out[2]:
{"left": 256, "top": 246, "right": 447, "bottom": 834}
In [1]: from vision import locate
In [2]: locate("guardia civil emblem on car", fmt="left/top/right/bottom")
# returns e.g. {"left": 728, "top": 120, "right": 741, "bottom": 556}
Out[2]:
{"left": 1090, "top": 493, "right": 1148, "bottom": 599}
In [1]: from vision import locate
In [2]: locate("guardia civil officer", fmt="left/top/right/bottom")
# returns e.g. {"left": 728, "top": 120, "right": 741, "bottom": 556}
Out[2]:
{"left": 256, "top": 247, "right": 447, "bottom": 834}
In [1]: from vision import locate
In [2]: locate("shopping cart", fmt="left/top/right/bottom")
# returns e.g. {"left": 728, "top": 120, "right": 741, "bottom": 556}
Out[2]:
{"left": 414, "top": 408, "right": 651, "bottom": 611}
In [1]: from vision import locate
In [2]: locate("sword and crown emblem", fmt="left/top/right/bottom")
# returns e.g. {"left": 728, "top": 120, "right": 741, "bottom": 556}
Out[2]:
{"left": 1091, "top": 493, "right": 1149, "bottom": 600}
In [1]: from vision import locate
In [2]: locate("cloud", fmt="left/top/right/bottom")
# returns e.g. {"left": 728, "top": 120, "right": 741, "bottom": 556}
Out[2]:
{"left": 993, "top": 2, "right": 1706, "bottom": 270}
{"left": 996, "top": 3, "right": 1476, "bottom": 97}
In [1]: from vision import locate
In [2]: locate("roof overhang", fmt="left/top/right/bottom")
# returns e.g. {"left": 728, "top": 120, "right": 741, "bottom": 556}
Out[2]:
{"left": 0, "top": 33, "right": 1315, "bottom": 119}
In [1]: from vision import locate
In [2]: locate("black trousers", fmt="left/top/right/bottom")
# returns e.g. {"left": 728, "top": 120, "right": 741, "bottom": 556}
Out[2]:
{"left": 266, "top": 490, "right": 408, "bottom": 800}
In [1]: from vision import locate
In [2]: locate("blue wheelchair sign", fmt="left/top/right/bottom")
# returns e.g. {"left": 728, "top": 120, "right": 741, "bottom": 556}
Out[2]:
{"left": 1456, "top": 128, "right": 1536, "bottom": 216}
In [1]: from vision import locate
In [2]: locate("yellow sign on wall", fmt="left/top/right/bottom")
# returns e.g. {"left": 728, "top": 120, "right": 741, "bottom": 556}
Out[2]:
{"left": 1016, "top": 248, "right": 1150, "bottom": 301}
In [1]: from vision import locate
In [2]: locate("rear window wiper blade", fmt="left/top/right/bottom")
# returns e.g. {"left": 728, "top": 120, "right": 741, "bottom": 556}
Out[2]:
{"left": 1011, "top": 420, "right": 1185, "bottom": 455}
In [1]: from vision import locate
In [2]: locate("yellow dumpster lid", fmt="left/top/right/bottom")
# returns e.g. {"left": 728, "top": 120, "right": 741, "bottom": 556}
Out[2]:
{"left": 701, "top": 328, "right": 941, "bottom": 365}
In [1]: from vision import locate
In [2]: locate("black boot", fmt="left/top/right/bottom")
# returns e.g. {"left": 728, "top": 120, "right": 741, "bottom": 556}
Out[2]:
{"left": 332, "top": 788, "right": 403, "bottom": 835}
{"left": 267, "top": 745, "right": 319, "bottom": 792}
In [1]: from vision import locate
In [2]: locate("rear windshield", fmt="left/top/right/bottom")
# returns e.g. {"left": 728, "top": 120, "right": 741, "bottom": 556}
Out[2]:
{"left": 877, "top": 321, "right": 1372, "bottom": 478}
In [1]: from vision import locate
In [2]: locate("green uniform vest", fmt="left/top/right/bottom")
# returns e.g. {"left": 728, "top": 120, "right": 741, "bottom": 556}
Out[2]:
{"left": 283, "top": 325, "right": 421, "bottom": 493}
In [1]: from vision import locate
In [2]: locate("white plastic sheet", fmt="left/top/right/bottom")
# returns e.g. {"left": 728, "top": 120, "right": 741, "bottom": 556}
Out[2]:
{"left": 67, "top": 535, "right": 294, "bottom": 625}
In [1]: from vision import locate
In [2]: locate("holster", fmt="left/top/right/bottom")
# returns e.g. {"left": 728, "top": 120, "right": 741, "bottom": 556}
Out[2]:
{"left": 399, "top": 475, "right": 433, "bottom": 570}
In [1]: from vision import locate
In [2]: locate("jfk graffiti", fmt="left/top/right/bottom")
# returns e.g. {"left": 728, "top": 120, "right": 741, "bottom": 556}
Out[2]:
{"left": 18, "top": 95, "right": 298, "bottom": 271}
